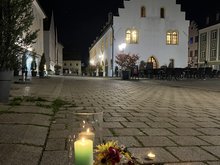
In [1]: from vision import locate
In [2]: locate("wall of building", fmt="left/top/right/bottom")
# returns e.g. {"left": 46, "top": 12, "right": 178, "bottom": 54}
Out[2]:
{"left": 89, "top": 27, "right": 113, "bottom": 76}
{"left": 44, "top": 13, "right": 57, "bottom": 72}
{"left": 24, "top": 0, "right": 46, "bottom": 76}
{"left": 57, "top": 43, "right": 64, "bottom": 74}
{"left": 199, "top": 23, "right": 220, "bottom": 70}
{"left": 63, "top": 60, "right": 82, "bottom": 75}
{"left": 113, "top": 0, "right": 189, "bottom": 69}
{"left": 89, "top": 0, "right": 189, "bottom": 77}
{"left": 188, "top": 21, "right": 199, "bottom": 68}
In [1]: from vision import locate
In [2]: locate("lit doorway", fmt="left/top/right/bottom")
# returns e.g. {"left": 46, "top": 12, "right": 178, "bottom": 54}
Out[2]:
{"left": 147, "top": 56, "right": 159, "bottom": 69}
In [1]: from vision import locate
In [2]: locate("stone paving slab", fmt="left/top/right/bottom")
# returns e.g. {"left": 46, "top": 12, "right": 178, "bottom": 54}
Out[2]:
{"left": 50, "top": 123, "right": 66, "bottom": 130}
{"left": 0, "top": 125, "right": 48, "bottom": 146}
{"left": 112, "top": 128, "right": 145, "bottom": 136}
{"left": 8, "top": 105, "right": 53, "bottom": 115}
{"left": 0, "top": 113, "right": 51, "bottom": 126}
{"left": 207, "top": 161, "right": 220, "bottom": 165}
{"left": 48, "top": 130, "right": 69, "bottom": 139}
{"left": 0, "top": 144, "right": 42, "bottom": 165}
{"left": 198, "top": 136, "right": 220, "bottom": 145}
{"left": 137, "top": 136, "right": 177, "bottom": 147}
{"left": 197, "top": 128, "right": 220, "bottom": 135}
{"left": 121, "top": 121, "right": 149, "bottom": 128}
{"left": 166, "top": 147, "right": 218, "bottom": 161}
{"left": 0, "top": 104, "right": 11, "bottom": 111}
{"left": 103, "top": 136, "right": 142, "bottom": 147}
{"left": 141, "top": 128, "right": 175, "bottom": 136}
{"left": 147, "top": 122, "right": 176, "bottom": 128}
{"left": 168, "top": 136, "right": 209, "bottom": 146}
{"left": 128, "top": 147, "right": 179, "bottom": 163}
{"left": 40, "top": 151, "right": 68, "bottom": 165}
{"left": 167, "top": 128, "right": 204, "bottom": 136}
{"left": 103, "top": 121, "right": 124, "bottom": 128}
{"left": 165, "top": 163, "right": 206, "bottom": 165}
{"left": 202, "top": 146, "right": 220, "bottom": 159}
{"left": 45, "top": 138, "right": 66, "bottom": 151}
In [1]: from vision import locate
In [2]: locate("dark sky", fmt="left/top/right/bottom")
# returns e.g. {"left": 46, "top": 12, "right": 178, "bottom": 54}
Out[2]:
{"left": 38, "top": 0, "right": 220, "bottom": 65}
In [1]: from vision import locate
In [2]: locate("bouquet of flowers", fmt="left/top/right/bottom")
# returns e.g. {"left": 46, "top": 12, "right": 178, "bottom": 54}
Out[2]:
{"left": 94, "top": 141, "right": 140, "bottom": 165}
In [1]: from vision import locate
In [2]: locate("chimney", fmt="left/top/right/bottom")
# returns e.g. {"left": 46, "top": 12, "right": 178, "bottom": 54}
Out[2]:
{"left": 216, "top": 12, "right": 220, "bottom": 21}
{"left": 206, "top": 16, "right": 210, "bottom": 25}
{"left": 108, "top": 12, "right": 113, "bottom": 24}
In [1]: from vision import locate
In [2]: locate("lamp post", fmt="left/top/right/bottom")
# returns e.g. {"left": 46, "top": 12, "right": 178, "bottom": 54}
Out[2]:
{"left": 118, "top": 43, "right": 126, "bottom": 52}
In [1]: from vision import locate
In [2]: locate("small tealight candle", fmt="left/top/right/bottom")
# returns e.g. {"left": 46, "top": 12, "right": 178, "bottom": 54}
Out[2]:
{"left": 147, "top": 152, "right": 156, "bottom": 160}
{"left": 79, "top": 128, "right": 95, "bottom": 141}
{"left": 74, "top": 138, "right": 93, "bottom": 165}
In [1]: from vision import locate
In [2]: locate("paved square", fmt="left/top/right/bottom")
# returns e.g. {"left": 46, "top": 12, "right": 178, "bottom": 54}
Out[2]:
{"left": 1, "top": 76, "right": 220, "bottom": 164}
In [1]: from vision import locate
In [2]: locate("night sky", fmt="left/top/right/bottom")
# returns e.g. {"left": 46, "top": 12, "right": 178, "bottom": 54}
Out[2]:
{"left": 38, "top": 0, "right": 220, "bottom": 65}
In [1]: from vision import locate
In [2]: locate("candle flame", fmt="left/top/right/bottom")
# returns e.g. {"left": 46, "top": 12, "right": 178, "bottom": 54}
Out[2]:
{"left": 81, "top": 137, "right": 85, "bottom": 142}
{"left": 87, "top": 128, "right": 90, "bottom": 133}
{"left": 147, "top": 152, "right": 155, "bottom": 159}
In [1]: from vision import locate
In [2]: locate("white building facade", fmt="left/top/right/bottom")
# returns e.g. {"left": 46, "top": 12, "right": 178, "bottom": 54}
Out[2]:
{"left": 89, "top": 0, "right": 189, "bottom": 77}
{"left": 198, "top": 23, "right": 220, "bottom": 70}
{"left": 63, "top": 60, "right": 82, "bottom": 75}
{"left": 23, "top": 0, "right": 46, "bottom": 75}
{"left": 44, "top": 13, "right": 63, "bottom": 74}
{"left": 57, "top": 43, "right": 64, "bottom": 75}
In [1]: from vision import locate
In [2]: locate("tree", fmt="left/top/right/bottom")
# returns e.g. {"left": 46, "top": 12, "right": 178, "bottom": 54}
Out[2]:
{"left": 0, "top": 0, "right": 38, "bottom": 71}
{"left": 115, "top": 53, "right": 139, "bottom": 71}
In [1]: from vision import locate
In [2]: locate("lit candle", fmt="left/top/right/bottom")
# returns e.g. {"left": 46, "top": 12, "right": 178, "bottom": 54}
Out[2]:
{"left": 79, "top": 128, "right": 95, "bottom": 141}
{"left": 74, "top": 138, "right": 93, "bottom": 165}
{"left": 147, "top": 152, "right": 156, "bottom": 160}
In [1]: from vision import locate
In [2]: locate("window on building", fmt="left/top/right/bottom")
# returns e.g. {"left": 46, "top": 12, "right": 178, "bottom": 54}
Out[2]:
{"left": 160, "top": 8, "right": 165, "bottom": 18}
{"left": 195, "top": 50, "right": 198, "bottom": 56}
{"left": 125, "top": 29, "right": 138, "bottom": 44}
{"left": 141, "top": 6, "right": 146, "bottom": 17}
{"left": 70, "top": 63, "right": 72, "bottom": 66}
{"left": 210, "top": 49, "right": 217, "bottom": 61}
{"left": 64, "top": 63, "right": 66, "bottom": 66}
{"left": 195, "top": 36, "right": 198, "bottom": 43}
{"left": 190, "top": 51, "right": 193, "bottom": 57}
{"left": 211, "top": 30, "right": 217, "bottom": 39}
{"left": 126, "top": 29, "right": 131, "bottom": 43}
{"left": 76, "top": 63, "right": 78, "bottom": 66}
{"left": 189, "top": 37, "right": 193, "bottom": 44}
{"left": 210, "top": 30, "right": 217, "bottom": 61}
{"left": 200, "top": 51, "right": 206, "bottom": 61}
{"left": 166, "top": 31, "right": 178, "bottom": 45}
{"left": 201, "top": 33, "right": 207, "bottom": 42}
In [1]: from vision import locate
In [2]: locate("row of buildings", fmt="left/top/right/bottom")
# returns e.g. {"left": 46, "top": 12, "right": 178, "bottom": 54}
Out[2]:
{"left": 89, "top": 0, "right": 220, "bottom": 77}
{"left": 188, "top": 14, "right": 220, "bottom": 70}
{"left": 21, "top": 0, "right": 63, "bottom": 76}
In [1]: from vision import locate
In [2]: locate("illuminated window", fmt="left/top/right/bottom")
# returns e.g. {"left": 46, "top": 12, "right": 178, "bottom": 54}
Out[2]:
{"left": 126, "top": 29, "right": 138, "bottom": 44}
{"left": 141, "top": 6, "right": 146, "bottom": 17}
{"left": 166, "top": 31, "right": 178, "bottom": 45}
{"left": 126, "top": 30, "right": 131, "bottom": 43}
{"left": 160, "top": 8, "right": 165, "bottom": 18}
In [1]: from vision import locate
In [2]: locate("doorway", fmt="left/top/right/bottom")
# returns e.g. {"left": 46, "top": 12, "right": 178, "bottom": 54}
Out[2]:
{"left": 147, "top": 56, "right": 159, "bottom": 69}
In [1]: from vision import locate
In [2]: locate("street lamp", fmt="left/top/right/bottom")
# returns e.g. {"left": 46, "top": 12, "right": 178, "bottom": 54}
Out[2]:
{"left": 118, "top": 43, "right": 126, "bottom": 52}
{"left": 90, "top": 59, "right": 95, "bottom": 65}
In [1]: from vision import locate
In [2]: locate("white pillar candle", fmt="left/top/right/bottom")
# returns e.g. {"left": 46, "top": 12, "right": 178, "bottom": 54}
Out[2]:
{"left": 74, "top": 138, "right": 93, "bottom": 165}
{"left": 79, "top": 128, "right": 95, "bottom": 141}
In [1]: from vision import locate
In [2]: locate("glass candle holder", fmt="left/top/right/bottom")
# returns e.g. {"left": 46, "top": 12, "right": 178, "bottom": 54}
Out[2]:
{"left": 67, "top": 110, "right": 103, "bottom": 164}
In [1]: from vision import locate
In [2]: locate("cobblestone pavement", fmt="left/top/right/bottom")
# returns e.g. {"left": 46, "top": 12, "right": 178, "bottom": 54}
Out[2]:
{"left": 1, "top": 76, "right": 220, "bottom": 165}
